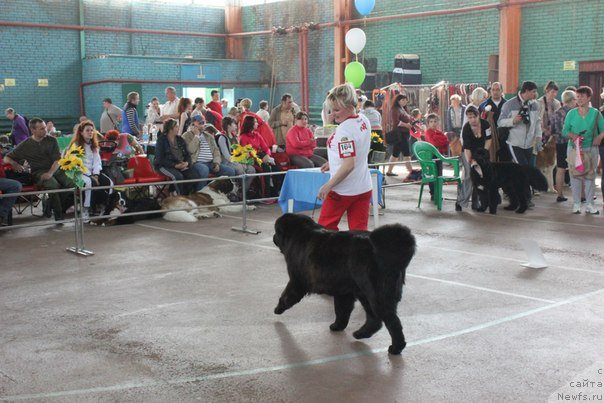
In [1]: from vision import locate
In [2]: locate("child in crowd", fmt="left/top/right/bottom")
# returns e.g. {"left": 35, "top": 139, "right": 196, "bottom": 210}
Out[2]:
{"left": 423, "top": 113, "right": 450, "bottom": 200}
{"left": 424, "top": 114, "right": 449, "bottom": 155}
{"left": 410, "top": 109, "right": 425, "bottom": 140}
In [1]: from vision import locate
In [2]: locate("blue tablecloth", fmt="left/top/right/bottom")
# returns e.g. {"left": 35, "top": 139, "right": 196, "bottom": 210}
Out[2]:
{"left": 278, "top": 168, "right": 383, "bottom": 213}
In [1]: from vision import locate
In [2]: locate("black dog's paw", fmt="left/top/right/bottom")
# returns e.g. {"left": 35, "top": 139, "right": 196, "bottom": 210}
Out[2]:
{"left": 274, "top": 305, "right": 285, "bottom": 315}
{"left": 329, "top": 322, "right": 347, "bottom": 331}
{"left": 516, "top": 206, "right": 527, "bottom": 214}
{"left": 489, "top": 209, "right": 497, "bottom": 215}
{"left": 388, "top": 342, "right": 406, "bottom": 355}
{"left": 353, "top": 324, "right": 382, "bottom": 339}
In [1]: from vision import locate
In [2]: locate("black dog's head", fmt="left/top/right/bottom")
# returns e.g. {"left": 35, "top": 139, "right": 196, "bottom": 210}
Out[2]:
{"left": 472, "top": 148, "right": 491, "bottom": 166}
{"left": 273, "top": 213, "right": 319, "bottom": 251}
{"left": 207, "top": 178, "right": 234, "bottom": 195}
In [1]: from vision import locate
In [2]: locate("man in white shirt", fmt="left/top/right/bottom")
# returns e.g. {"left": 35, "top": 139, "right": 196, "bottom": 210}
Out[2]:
{"left": 160, "top": 87, "right": 180, "bottom": 122}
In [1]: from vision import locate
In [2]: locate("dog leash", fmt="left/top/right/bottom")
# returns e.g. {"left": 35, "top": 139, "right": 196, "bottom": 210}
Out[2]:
{"left": 311, "top": 197, "right": 320, "bottom": 220}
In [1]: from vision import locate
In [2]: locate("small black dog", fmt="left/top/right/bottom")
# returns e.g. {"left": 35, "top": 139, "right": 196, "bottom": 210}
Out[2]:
{"left": 471, "top": 148, "right": 548, "bottom": 214}
{"left": 273, "top": 214, "right": 416, "bottom": 355}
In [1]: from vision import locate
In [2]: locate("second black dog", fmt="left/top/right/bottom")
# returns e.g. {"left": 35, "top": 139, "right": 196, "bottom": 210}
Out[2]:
{"left": 471, "top": 148, "right": 548, "bottom": 214}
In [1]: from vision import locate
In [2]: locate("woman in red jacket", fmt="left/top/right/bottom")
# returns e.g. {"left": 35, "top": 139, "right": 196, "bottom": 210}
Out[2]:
{"left": 239, "top": 115, "right": 282, "bottom": 196}
{"left": 285, "top": 112, "right": 327, "bottom": 168}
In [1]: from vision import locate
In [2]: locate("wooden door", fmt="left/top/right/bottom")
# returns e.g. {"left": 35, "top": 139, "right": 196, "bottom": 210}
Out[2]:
{"left": 579, "top": 61, "right": 604, "bottom": 110}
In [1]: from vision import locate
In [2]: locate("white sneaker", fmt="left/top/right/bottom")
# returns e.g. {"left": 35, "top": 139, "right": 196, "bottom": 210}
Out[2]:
{"left": 585, "top": 204, "right": 600, "bottom": 215}
{"left": 65, "top": 205, "right": 75, "bottom": 214}
{"left": 572, "top": 203, "right": 581, "bottom": 214}
{"left": 82, "top": 208, "right": 90, "bottom": 222}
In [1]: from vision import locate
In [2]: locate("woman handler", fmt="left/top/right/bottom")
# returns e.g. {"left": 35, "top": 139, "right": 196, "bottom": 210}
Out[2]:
{"left": 317, "top": 83, "right": 372, "bottom": 231}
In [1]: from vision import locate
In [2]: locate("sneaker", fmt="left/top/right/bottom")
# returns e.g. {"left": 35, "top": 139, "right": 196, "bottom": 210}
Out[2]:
{"left": 82, "top": 208, "right": 90, "bottom": 223}
{"left": 572, "top": 203, "right": 581, "bottom": 214}
{"left": 386, "top": 172, "right": 398, "bottom": 177}
{"left": 455, "top": 203, "right": 462, "bottom": 212}
{"left": 585, "top": 204, "right": 600, "bottom": 215}
{"left": 65, "top": 205, "right": 75, "bottom": 214}
{"left": 528, "top": 201, "right": 535, "bottom": 208}
{"left": 556, "top": 196, "right": 568, "bottom": 202}
{"left": 0, "top": 216, "right": 7, "bottom": 227}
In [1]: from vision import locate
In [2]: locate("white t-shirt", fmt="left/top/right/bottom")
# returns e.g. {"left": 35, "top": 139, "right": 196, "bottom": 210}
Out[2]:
{"left": 326, "top": 114, "right": 372, "bottom": 196}
{"left": 161, "top": 98, "right": 179, "bottom": 117}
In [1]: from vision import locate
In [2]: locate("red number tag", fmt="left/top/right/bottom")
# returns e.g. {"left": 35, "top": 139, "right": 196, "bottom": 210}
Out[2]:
{"left": 338, "top": 140, "right": 356, "bottom": 158}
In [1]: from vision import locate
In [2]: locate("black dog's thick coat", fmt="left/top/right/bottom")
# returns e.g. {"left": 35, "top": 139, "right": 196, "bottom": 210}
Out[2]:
{"left": 470, "top": 148, "right": 548, "bottom": 214}
{"left": 273, "top": 214, "right": 416, "bottom": 355}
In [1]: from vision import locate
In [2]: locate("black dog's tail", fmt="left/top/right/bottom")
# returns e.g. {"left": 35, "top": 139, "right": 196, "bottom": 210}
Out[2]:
{"left": 369, "top": 224, "right": 416, "bottom": 284}
{"left": 522, "top": 166, "right": 549, "bottom": 191}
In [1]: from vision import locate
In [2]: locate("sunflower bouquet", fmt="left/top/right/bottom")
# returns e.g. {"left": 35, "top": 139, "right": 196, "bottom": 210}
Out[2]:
{"left": 231, "top": 144, "right": 263, "bottom": 166}
{"left": 370, "top": 131, "right": 385, "bottom": 151}
{"left": 58, "top": 144, "right": 88, "bottom": 188}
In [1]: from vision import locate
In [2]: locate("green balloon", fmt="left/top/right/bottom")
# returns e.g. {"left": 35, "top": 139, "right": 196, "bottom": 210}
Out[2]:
{"left": 344, "top": 61, "right": 366, "bottom": 88}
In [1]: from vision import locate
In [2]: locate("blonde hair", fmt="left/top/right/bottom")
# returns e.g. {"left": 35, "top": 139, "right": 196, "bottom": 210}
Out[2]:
{"left": 127, "top": 92, "right": 139, "bottom": 102}
{"left": 470, "top": 87, "right": 488, "bottom": 104}
{"left": 240, "top": 98, "right": 252, "bottom": 109}
{"left": 450, "top": 94, "right": 462, "bottom": 103}
{"left": 326, "top": 83, "right": 357, "bottom": 110}
{"left": 561, "top": 90, "right": 577, "bottom": 104}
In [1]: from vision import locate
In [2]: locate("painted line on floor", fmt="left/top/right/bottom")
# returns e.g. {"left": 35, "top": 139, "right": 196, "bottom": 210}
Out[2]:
{"left": 136, "top": 223, "right": 279, "bottom": 251}
{"left": 115, "top": 302, "right": 188, "bottom": 318}
{"left": 407, "top": 274, "right": 555, "bottom": 303}
{"left": 137, "top": 223, "right": 596, "bottom": 300}
{"left": 184, "top": 215, "right": 604, "bottom": 275}
{"left": 3, "top": 287, "right": 602, "bottom": 401}
{"left": 427, "top": 245, "right": 603, "bottom": 275}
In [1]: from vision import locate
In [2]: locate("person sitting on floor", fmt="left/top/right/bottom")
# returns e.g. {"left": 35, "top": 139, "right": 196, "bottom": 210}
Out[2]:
{"left": 182, "top": 115, "right": 235, "bottom": 191}
{"left": 285, "top": 111, "right": 327, "bottom": 168}
{"left": 154, "top": 119, "right": 200, "bottom": 195}
{"left": 4, "top": 118, "right": 74, "bottom": 221}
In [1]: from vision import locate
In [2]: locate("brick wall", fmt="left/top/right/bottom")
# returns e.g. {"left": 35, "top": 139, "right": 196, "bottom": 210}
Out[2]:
{"left": 241, "top": 0, "right": 334, "bottom": 106}
{"left": 2, "top": 0, "right": 603, "bottom": 124}
{"left": 0, "top": 0, "right": 81, "bottom": 120}
{"left": 519, "top": 0, "right": 604, "bottom": 90}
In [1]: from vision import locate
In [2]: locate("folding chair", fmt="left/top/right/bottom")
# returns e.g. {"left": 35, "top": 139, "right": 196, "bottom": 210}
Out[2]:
{"left": 123, "top": 156, "right": 171, "bottom": 200}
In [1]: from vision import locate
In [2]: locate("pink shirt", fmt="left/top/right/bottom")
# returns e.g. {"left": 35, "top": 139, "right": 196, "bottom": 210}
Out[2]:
{"left": 286, "top": 125, "right": 316, "bottom": 157}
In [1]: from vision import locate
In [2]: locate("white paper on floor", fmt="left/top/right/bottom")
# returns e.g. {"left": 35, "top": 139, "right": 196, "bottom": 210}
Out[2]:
{"left": 520, "top": 239, "right": 548, "bottom": 269}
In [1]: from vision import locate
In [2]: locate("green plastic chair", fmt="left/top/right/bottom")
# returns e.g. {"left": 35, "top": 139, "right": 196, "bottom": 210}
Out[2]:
{"left": 412, "top": 141, "right": 461, "bottom": 211}
{"left": 56, "top": 136, "right": 72, "bottom": 153}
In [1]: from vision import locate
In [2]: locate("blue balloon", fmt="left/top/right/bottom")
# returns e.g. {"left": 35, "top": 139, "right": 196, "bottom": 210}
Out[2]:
{"left": 355, "top": 0, "right": 375, "bottom": 16}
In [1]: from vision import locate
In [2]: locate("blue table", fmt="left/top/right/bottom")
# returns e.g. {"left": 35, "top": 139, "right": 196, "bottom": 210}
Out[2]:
{"left": 278, "top": 168, "right": 383, "bottom": 221}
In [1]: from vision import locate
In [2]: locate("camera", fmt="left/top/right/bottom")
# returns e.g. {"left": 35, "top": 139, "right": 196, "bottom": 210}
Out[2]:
{"left": 518, "top": 104, "right": 531, "bottom": 125}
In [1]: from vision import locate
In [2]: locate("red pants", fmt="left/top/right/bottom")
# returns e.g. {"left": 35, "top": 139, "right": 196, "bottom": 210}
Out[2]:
{"left": 318, "top": 190, "right": 372, "bottom": 231}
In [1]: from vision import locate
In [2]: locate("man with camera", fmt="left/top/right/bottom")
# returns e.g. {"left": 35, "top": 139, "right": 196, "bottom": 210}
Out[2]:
{"left": 498, "top": 81, "right": 542, "bottom": 166}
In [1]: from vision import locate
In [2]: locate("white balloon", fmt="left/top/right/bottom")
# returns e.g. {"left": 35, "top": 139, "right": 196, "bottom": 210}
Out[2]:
{"left": 345, "top": 28, "right": 366, "bottom": 55}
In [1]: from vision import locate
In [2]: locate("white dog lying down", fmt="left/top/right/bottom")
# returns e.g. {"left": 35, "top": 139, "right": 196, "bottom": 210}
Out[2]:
{"left": 161, "top": 178, "right": 255, "bottom": 222}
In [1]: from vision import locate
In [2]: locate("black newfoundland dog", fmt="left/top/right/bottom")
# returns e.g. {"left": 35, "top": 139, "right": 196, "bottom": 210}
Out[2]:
{"left": 470, "top": 148, "right": 548, "bottom": 214}
{"left": 273, "top": 214, "right": 416, "bottom": 355}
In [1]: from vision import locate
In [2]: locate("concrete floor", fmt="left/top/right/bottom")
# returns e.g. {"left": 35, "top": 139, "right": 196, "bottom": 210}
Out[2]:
{"left": 1, "top": 179, "right": 603, "bottom": 402}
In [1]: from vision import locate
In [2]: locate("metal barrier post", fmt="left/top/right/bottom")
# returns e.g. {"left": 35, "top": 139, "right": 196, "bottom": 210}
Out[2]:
{"left": 370, "top": 173, "right": 380, "bottom": 227}
{"left": 66, "top": 188, "right": 94, "bottom": 256}
{"left": 231, "top": 172, "right": 260, "bottom": 235}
